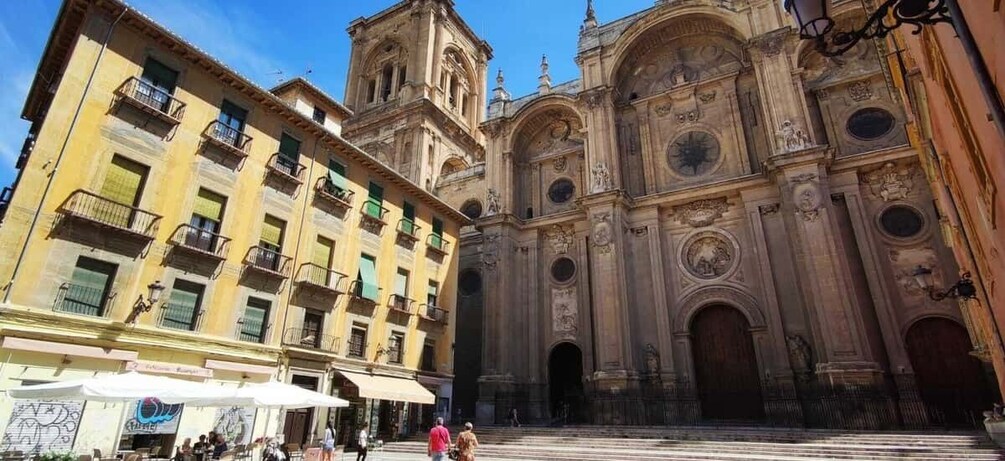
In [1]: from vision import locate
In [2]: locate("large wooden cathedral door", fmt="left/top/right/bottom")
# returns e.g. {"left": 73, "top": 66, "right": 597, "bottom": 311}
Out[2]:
{"left": 690, "top": 305, "right": 764, "bottom": 420}
{"left": 905, "top": 317, "right": 994, "bottom": 426}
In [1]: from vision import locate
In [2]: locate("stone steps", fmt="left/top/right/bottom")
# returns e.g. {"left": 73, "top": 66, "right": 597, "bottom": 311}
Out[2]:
{"left": 380, "top": 426, "right": 1003, "bottom": 460}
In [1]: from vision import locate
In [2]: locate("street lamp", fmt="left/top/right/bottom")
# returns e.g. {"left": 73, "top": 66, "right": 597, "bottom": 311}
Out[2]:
{"left": 911, "top": 265, "right": 977, "bottom": 301}
{"left": 782, "top": 0, "right": 952, "bottom": 57}
{"left": 125, "top": 280, "right": 166, "bottom": 324}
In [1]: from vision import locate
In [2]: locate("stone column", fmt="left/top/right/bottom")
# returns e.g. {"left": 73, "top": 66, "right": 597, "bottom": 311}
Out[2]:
{"left": 767, "top": 148, "right": 883, "bottom": 384}
{"left": 635, "top": 208, "right": 675, "bottom": 385}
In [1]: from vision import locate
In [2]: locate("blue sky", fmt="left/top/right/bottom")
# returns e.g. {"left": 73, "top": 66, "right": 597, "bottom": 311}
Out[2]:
{"left": 0, "top": 0, "right": 656, "bottom": 188}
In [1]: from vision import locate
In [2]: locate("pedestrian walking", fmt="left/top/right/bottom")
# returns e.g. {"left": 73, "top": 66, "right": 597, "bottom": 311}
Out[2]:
{"left": 508, "top": 408, "right": 520, "bottom": 427}
{"left": 321, "top": 421, "right": 336, "bottom": 461}
{"left": 427, "top": 417, "right": 451, "bottom": 460}
{"left": 356, "top": 428, "right": 368, "bottom": 461}
{"left": 456, "top": 423, "right": 479, "bottom": 461}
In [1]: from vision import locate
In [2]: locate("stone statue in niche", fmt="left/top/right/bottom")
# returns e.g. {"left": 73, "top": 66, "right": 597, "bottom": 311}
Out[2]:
{"left": 486, "top": 188, "right": 501, "bottom": 215}
{"left": 644, "top": 343, "right": 661, "bottom": 375}
{"left": 684, "top": 233, "right": 733, "bottom": 279}
{"left": 776, "top": 120, "right": 812, "bottom": 153}
{"left": 591, "top": 162, "right": 612, "bottom": 193}
{"left": 785, "top": 334, "right": 813, "bottom": 375}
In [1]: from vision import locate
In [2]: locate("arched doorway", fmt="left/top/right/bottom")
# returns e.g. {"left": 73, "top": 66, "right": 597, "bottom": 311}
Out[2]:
{"left": 690, "top": 305, "right": 764, "bottom": 420}
{"left": 548, "top": 342, "right": 584, "bottom": 422}
{"left": 905, "top": 317, "right": 994, "bottom": 426}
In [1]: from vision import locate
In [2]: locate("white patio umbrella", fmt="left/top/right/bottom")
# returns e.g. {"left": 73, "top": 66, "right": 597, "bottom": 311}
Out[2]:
{"left": 7, "top": 371, "right": 233, "bottom": 403}
{"left": 186, "top": 380, "right": 349, "bottom": 408}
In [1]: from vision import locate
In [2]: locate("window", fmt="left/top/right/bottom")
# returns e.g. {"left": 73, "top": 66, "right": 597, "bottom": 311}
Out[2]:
{"left": 460, "top": 200, "right": 482, "bottom": 220}
{"left": 847, "top": 107, "right": 896, "bottom": 140}
{"left": 307, "top": 236, "right": 335, "bottom": 287}
{"left": 393, "top": 268, "right": 409, "bottom": 311}
{"left": 448, "top": 75, "right": 458, "bottom": 108}
{"left": 187, "top": 188, "right": 226, "bottom": 252}
{"left": 461, "top": 94, "right": 468, "bottom": 116}
{"left": 421, "top": 341, "right": 436, "bottom": 372}
{"left": 259, "top": 215, "right": 286, "bottom": 271}
{"left": 388, "top": 332, "right": 405, "bottom": 364}
{"left": 547, "top": 179, "right": 576, "bottom": 204}
{"left": 312, "top": 106, "right": 326, "bottom": 124}
{"left": 401, "top": 201, "right": 416, "bottom": 234}
{"left": 430, "top": 217, "right": 444, "bottom": 249}
{"left": 551, "top": 257, "right": 577, "bottom": 283}
{"left": 216, "top": 100, "right": 247, "bottom": 146}
{"left": 99, "top": 156, "right": 149, "bottom": 227}
{"left": 239, "top": 297, "right": 270, "bottom": 343}
{"left": 365, "top": 181, "right": 384, "bottom": 219}
{"left": 349, "top": 323, "right": 367, "bottom": 358}
{"left": 427, "top": 281, "right": 439, "bottom": 307}
{"left": 61, "top": 257, "right": 117, "bottom": 316}
{"left": 162, "top": 280, "right": 204, "bottom": 331}
{"left": 879, "top": 205, "right": 926, "bottom": 238}
{"left": 325, "top": 159, "right": 348, "bottom": 196}
{"left": 380, "top": 64, "right": 394, "bottom": 101}
{"left": 139, "top": 58, "right": 178, "bottom": 112}
{"left": 302, "top": 310, "right": 323, "bottom": 348}
{"left": 398, "top": 66, "right": 407, "bottom": 90}
{"left": 356, "top": 254, "right": 379, "bottom": 301}
{"left": 276, "top": 133, "right": 301, "bottom": 176}
{"left": 366, "top": 79, "right": 376, "bottom": 104}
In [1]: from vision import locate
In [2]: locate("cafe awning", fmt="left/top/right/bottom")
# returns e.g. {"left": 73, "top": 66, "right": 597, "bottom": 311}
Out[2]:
{"left": 339, "top": 370, "right": 435, "bottom": 405}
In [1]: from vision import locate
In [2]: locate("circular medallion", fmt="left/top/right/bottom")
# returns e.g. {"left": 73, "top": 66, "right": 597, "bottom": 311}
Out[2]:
{"left": 550, "top": 257, "right": 577, "bottom": 284}
{"left": 847, "top": 108, "right": 895, "bottom": 140}
{"left": 682, "top": 231, "right": 736, "bottom": 280}
{"left": 460, "top": 200, "right": 482, "bottom": 220}
{"left": 458, "top": 269, "right": 482, "bottom": 296}
{"left": 547, "top": 178, "right": 576, "bottom": 203}
{"left": 668, "top": 131, "right": 720, "bottom": 177}
{"left": 879, "top": 205, "right": 925, "bottom": 239}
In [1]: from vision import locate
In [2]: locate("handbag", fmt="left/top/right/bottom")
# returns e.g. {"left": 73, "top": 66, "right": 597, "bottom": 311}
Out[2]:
{"left": 447, "top": 447, "right": 460, "bottom": 460}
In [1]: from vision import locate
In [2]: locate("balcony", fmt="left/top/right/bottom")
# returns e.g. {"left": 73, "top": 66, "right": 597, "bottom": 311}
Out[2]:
{"left": 116, "top": 77, "right": 186, "bottom": 125}
{"left": 58, "top": 190, "right": 162, "bottom": 240}
{"left": 0, "top": 187, "right": 11, "bottom": 222}
{"left": 266, "top": 153, "right": 306, "bottom": 185}
{"left": 348, "top": 280, "right": 380, "bottom": 304}
{"left": 53, "top": 282, "right": 115, "bottom": 318}
{"left": 388, "top": 294, "right": 415, "bottom": 315}
{"left": 426, "top": 233, "right": 450, "bottom": 256}
{"left": 243, "top": 246, "right": 292, "bottom": 279}
{"left": 157, "top": 304, "right": 205, "bottom": 332}
{"left": 203, "top": 121, "right": 252, "bottom": 161}
{"left": 169, "top": 224, "right": 230, "bottom": 260}
{"left": 419, "top": 304, "right": 449, "bottom": 325}
{"left": 236, "top": 317, "right": 271, "bottom": 344}
{"left": 314, "top": 177, "right": 354, "bottom": 210}
{"left": 297, "top": 263, "right": 349, "bottom": 295}
{"left": 282, "top": 328, "right": 339, "bottom": 353}
{"left": 396, "top": 219, "right": 421, "bottom": 244}
{"left": 359, "top": 202, "right": 389, "bottom": 234}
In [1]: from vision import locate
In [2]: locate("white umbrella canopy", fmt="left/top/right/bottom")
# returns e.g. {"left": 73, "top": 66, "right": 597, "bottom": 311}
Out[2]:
{"left": 186, "top": 381, "right": 349, "bottom": 409}
{"left": 7, "top": 371, "right": 232, "bottom": 404}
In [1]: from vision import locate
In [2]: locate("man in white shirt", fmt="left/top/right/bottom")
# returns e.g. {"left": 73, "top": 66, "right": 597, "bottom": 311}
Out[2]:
{"left": 356, "top": 428, "right": 368, "bottom": 461}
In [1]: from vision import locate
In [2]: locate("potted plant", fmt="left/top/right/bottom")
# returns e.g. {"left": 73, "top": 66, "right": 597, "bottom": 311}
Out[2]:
{"left": 37, "top": 451, "right": 76, "bottom": 461}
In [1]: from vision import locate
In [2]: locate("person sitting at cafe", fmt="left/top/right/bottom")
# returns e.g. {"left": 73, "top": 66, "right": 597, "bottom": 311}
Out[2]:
{"left": 212, "top": 434, "right": 228, "bottom": 460}
{"left": 174, "top": 438, "right": 193, "bottom": 461}
{"left": 193, "top": 435, "right": 208, "bottom": 455}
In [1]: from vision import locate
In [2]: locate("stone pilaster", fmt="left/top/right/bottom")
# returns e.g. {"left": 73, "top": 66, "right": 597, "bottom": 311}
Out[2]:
{"left": 748, "top": 28, "right": 816, "bottom": 154}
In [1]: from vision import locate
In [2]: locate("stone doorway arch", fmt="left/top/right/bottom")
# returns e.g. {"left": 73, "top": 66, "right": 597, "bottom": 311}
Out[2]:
{"left": 690, "top": 304, "right": 764, "bottom": 421}
{"left": 548, "top": 342, "right": 585, "bottom": 423}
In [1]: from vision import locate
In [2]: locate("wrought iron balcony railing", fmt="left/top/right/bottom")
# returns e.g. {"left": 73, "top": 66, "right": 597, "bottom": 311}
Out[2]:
{"left": 59, "top": 190, "right": 162, "bottom": 239}
{"left": 297, "top": 263, "right": 349, "bottom": 294}
{"left": 389, "top": 294, "right": 415, "bottom": 315}
{"left": 314, "top": 177, "right": 354, "bottom": 209}
{"left": 282, "top": 328, "right": 339, "bottom": 353}
{"left": 426, "top": 233, "right": 449, "bottom": 255}
{"left": 360, "top": 201, "right": 389, "bottom": 224}
{"left": 420, "top": 304, "right": 449, "bottom": 325}
{"left": 244, "top": 246, "right": 292, "bottom": 278}
{"left": 396, "top": 219, "right": 421, "bottom": 242}
{"left": 169, "top": 224, "right": 230, "bottom": 260}
{"left": 53, "top": 282, "right": 116, "bottom": 318}
{"left": 266, "top": 153, "right": 306, "bottom": 184}
{"left": 116, "top": 77, "right": 186, "bottom": 124}
{"left": 157, "top": 304, "right": 205, "bottom": 332}
{"left": 203, "top": 121, "right": 252, "bottom": 158}
{"left": 348, "top": 280, "right": 380, "bottom": 303}
{"left": 236, "top": 316, "right": 271, "bottom": 344}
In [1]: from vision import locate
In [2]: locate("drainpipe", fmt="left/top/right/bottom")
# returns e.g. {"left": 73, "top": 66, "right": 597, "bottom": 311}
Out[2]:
{"left": 945, "top": 0, "right": 1005, "bottom": 139}
{"left": 2, "top": 7, "right": 128, "bottom": 305}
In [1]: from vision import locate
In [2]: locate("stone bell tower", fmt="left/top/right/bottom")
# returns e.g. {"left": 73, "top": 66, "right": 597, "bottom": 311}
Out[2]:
{"left": 342, "top": 0, "right": 491, "bottom": 190}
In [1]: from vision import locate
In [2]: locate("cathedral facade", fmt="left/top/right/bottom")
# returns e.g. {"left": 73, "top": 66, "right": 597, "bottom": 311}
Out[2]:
{"left": 343, "top": 0, "right": 996, "bottom": 428}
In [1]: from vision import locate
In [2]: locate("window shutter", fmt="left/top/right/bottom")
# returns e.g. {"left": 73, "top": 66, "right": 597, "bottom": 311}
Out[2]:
{"left": 260, "top": 216, "right": 285, "bottom": 248}
{"left": 192, "top": 189, "right": 225, "bottom": 222}
{"left": 279, "top": 134, "right": 301, "bottom": 160}
{"left": 427, "top": 283, "right": 438, "bottom": 298}
{"left": 358, "top": 255, "right": 379, "bottom": 301}
{"left": 402, "top": 202, "right": 415, "bottom": 233}
{"left": 141, "top": 58, "right": 178, "bottom": 93}
{"left": 328, "top": 160, "right": 347, "bottom": 190}
{"left": 313, "top": 237, "right": 334, "bottom": 268}
{"left": 164, "top": 280, "right": 202, "bottom": 330}
{"left": 366, "top": 182, "right": 384, "bottom": 217}
{"left": 100, "top": 156, "right": 147, "bottom": 206}
{"left": 66, "top": 258, "right": 116, "bottom": 316}
{"left": 394, "top": 270, "right": 408, "bottom": 297}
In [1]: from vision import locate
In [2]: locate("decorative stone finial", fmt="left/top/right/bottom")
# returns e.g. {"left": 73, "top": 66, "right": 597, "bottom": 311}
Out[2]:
{"left": 539, "top": 54, "right": 552, "bottom": 94}
{"left": 583, "top": 0, "right": 597, "bottom": 28}
{"left": 491, "top": 68, "right": 510, "bottom": 102}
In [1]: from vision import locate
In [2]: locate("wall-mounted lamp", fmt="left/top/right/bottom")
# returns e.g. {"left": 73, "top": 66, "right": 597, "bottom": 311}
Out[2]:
{"left": 124, "top": 280, "right": 165, "bottom": 324}
{"left": 911, "top": 266, "right": 977, "bottom": 301}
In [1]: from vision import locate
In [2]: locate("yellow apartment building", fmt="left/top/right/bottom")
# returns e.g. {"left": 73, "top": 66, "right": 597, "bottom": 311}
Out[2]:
{"left": 0, "top": 0, "right": 467, "bottom": 455}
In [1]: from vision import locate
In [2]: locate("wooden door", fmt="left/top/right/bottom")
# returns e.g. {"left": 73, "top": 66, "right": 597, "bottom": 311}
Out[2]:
{"left": 906, "top": 317, "right": 994, "bottom": 426}
{"left": 690, "top": 305, "right": 764, "bottom": 420}
{"left": 283, "top": 408, "right": 312, "bottom": 445}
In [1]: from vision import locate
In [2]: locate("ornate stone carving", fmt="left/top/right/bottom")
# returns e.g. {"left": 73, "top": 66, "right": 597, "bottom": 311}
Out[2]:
{"left": 590, "top": 162, "right": 612, "bottom": 193}
{"left": 672, "top": 197, "right": 729, "bottom": 227}
{"left": 592, "top": 212, "right": 613, "bottom": 254}
{"left": 848, "top": 80, "right": 873, "bottom": 101}
{"left": 552, "top": 156, "right": 567, "bottom": 172}
{"left": 644, "top": 343, "right": 661, "bottom": 376}
{"left": 682, "top": 231, "right": 735, "bottom": 279}
{"left": 815, "top": 88, "right": 830, "bottom": 100}
{"left": 486, "top": 188, "right": 501, "bottom": 215}
{"left": 581, "top": 89, "right": 607, "bottom": 109}
{"left": 482, "top": 120, "right": 505, "bottom": 139}
{"left": 785, "top": 334, "right": 813, "bottom": 374}
{"left": 544, "top": 225, "right": 574, "bottom": 254}
{"left": 631, "top": 227, "right": 649, "bottom": 237}
{"left": 759, "top": 203, "right": 780, "bottom": 215}
{"left": 654, "top": 104, "right": 673, "bottom": 117}
{"left": 698, "top": 91, "right": 717, "bottom": 104}
{"left": 791, "top": 174, "right": 821, "bottom": 222}
{"left": 481, "top": 234, "right": 501, "bottom": 271}
{"left": 552, "top": 287, "right": 578, "bottom": 339}
{"left": 675, "top": 110, "right": 700, "bottom": 124}
{"left": 776, "top": 120, "right": 813, "bottom": 153}
{"left": 864, "top": 162, "right": 915, "bottom": 202}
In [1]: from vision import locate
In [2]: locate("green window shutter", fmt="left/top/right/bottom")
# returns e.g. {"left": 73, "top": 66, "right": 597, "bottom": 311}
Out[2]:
{"left": 261, "top": 215, "right": 285, "bottom": 249}
{"left": 279, "top": 133, "right": 301, "bottom": 160}
{"left": 100, "top": 156, "right": 147, "bottom": 206}
{"left": 430, "top": 217, "right": 444, "bottom": 248}
{"left": 313, "top": 237, "right": 334, "bottom": 268}
{"left": 141, "top": 58, "right": 178, "bottom": 93}
{"left": 192, "top": 189, "right": 226, "bottom": 222}
{"left": 402, "top": 202, "right": 415, "bottom": 233}
{"left": 427, "top": 282, "right": 439, "bottom": 306}
{"left": 163, "top": 280, "right": 203, "bottom": 330}
{"left": 358, "top": 255, "right": 379, "bottom": 301}
{"left": 328, "top": 159, "right": 347, "bottom": 190}
{"left": 241, "top": 298, "right": 270, "bottom": 342}
{"left": 394, "top": 270, "right": 408, "bottom": 297}
{"left": 65, "top": 258, "right": 116, "bottom": 316}
{"left": 366, "top": 182, "right": 384, "bottom": 218}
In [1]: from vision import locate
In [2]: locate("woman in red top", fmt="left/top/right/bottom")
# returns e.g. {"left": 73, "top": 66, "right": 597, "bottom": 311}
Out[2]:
{"left": 427, "top": 417, "right": 451, "bottom": 460}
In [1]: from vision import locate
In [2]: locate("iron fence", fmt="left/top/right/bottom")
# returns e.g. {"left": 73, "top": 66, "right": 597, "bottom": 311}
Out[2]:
{"left": 60, "top": 190, "right": 162, "bottom": 238}
{"left": 53, "top": 283, "right": 115, "bottom": 317}
{"left": 118, "top": 76, "right": 186, "bottom": 121}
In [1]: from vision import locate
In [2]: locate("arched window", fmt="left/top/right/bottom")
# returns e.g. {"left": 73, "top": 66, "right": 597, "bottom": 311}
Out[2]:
{"left": 380, "top": 64, "right": 394, "bottom": 102}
